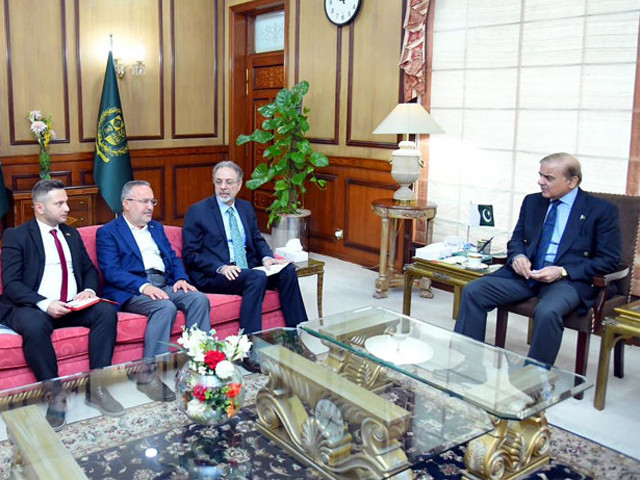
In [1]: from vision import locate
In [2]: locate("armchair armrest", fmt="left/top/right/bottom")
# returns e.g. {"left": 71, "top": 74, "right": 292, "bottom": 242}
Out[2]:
{"left": 591, "top": 265, "right": 630, "bottom": 288}
{"left": 591, "top": 265, "right": 630, "bottom": 332}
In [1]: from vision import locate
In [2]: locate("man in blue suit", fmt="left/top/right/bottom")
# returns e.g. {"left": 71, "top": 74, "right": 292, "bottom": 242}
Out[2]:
{"left": 182, "top": 161, "right": 308, "bottom": 370}
{"left": 97, "top": 180, "right": 210, "bottom": 400}
{"left": 455, "top": 153, "right": 621, "bottom": 366}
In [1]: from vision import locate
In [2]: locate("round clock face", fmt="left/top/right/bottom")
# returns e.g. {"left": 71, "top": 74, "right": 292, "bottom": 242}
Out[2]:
{"left": 324, "top": 0, "right": 362, "bottom": 26}
{"left": 315, "top": 398, "right": 345, "bottom": 442}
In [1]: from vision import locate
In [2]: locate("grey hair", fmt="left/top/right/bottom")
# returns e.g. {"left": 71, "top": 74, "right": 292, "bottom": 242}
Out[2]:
{"left": 213, "top": 161, "right": 244, "bottom": 182}
{"left": 121, "top": 180, "right": 151, "bottom": 203}
{"left": 540, "top": 152, "right": 582, "bottom": 185}
{"left": 32, "top": 179, "right": 65, "bottom": 204}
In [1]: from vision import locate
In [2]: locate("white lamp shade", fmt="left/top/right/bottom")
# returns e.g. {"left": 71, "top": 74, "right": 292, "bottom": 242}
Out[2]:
{"left": 373, "top": 103, "right": 444, "bottom": 135}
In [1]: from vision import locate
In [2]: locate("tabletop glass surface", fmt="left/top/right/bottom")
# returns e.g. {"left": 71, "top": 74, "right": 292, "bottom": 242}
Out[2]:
{"left": 299, "top": 306, "right": 592, "bottom": 420}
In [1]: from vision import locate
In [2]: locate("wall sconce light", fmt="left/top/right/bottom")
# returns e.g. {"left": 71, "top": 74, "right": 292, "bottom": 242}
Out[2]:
{"left": 373, "top": 103, "right": 444, "bottom": 202}
{"left": 112, "top": 42, "right": 146, "bottom": 79}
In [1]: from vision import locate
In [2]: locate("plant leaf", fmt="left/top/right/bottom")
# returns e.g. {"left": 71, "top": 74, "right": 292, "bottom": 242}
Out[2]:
{"left": 310, "top": 152, "right": 329, "bottom": 167}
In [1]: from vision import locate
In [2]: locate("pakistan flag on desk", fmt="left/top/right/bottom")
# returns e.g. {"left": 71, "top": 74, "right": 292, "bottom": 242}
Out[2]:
{"left": 94, "top": 50, "right": 133, "bottom": 214}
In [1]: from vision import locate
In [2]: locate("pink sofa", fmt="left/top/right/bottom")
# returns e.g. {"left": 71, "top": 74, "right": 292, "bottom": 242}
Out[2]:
{"left": 0, "top": 225, "right": 286, "bottom": 390}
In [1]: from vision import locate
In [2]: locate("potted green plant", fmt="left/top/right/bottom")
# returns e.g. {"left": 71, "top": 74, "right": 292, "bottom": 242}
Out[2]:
{"left": 236, "top": 81, "right": 329, "bottom": 242}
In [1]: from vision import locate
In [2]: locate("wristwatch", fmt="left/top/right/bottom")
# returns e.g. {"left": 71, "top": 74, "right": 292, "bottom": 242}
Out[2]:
{"left": 560, "top": 267, "right": 568, "bottom": 278}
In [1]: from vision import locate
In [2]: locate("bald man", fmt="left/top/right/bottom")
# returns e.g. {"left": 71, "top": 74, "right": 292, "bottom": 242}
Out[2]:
{"left": 454, "top": 153, "right": 621, "bottom": 366}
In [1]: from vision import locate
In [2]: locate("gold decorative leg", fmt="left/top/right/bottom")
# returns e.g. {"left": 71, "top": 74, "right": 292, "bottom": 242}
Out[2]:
{"left": 594, "top": 323, "right": 616, "bottom": 410}
{"left": 317, "top": 270, "right": 324, "bottom": 318}
{"left": 374, "top": 216, "right": 391, "bottom": 298}
{"left": 463, "top": 412, "right": 550, "bottom": 480}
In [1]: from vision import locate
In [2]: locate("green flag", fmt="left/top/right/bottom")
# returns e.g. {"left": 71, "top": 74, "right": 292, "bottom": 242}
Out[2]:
{"left": 94, "top": 51, "right": 133, "bottom": 213}
{"left": 0, "top": 160, "right": 9, "bottom": 218}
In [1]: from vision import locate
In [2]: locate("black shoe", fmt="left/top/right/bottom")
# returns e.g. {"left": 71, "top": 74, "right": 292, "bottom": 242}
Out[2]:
{"left": 45, "top": 392, "right": 67, "bottom": 431}
{"left": 85, "top": 385, "right": 125, "bottom": 417}
{"left": 240, "top": 352, "right": 261, "bottom": 374}
{"left": 136, "top": 376, "right": 176, "bottom": 402}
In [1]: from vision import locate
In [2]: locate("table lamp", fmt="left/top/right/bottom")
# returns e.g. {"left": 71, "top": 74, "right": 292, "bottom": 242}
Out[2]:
{"left": 373, "top": 103, "right": 444, "bottom": 202}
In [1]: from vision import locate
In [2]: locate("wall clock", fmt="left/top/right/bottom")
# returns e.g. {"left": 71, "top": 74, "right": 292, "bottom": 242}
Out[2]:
{"left": 324, "top": 0, "right": 362, "bottom": 26}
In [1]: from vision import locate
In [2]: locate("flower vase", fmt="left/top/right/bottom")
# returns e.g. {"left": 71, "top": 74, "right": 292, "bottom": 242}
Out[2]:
{"left": 175, "top": 362, "right": 245, "bottom": 426}
{"left": 38, "top": 146, "right": 51, "bottom": 179}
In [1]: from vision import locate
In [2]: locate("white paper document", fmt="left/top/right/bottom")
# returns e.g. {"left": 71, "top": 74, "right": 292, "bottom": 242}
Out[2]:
{"left": 253, "top": 263, "right": 288, "bottom": 277}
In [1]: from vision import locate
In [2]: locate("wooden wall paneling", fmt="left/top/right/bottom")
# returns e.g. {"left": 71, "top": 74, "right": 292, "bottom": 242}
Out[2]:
{"left": 295, "top": 0, "right": 340, "bottom": 144}
{"left": 0, "top": 146, "right": 227, "bottom": 226}
{"left": 6, "top": 0, "right": 69, "bottom": 145}
{"left": 346, "top": 0, "right": 402, "bottom": 148}
{"left": 172, "top": 162, "right": 216, "bottom": 220}
{"left": 307, "top": 156, "right": 399, "bottom": 267}
{"left": 76, "top": 0, "right": 163, "bottom": 142}
{"left": 304, "top": 172, "right": 338, "bottom": 242}
{"left": 172, "top": 0, "right": 219, "bottom": 139}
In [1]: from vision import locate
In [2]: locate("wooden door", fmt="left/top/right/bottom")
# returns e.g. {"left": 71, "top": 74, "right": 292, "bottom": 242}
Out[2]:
{"left": 246, "top": 51, "right": 284, "bottom": 231}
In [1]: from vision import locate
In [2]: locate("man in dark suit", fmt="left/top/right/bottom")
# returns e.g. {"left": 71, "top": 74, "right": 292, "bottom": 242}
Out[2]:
{"left": 97, "top": 180, "right": 210, "bottom": 401}
{"left": 0, "top": 179, "right": 122, "bottom": 430}
{"left": 182, "top": 161, "right": 308, "bottom": 370}
{"left": 455, "top": 153, "right": 621, "bottom": 366}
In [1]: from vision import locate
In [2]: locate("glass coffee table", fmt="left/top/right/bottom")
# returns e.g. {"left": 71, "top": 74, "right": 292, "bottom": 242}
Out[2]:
{"left": 250, "top": 328, "right": 492, "bottom": 480}
{"left": 298, "top": 307, "right": 592, "bottom": 480}
{"left": 0, "top": 341, "right": 490, "bottom": 480}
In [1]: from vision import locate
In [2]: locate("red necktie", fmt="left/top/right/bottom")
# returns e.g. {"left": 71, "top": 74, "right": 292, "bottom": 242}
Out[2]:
{"left": 50, "top": 229, "right": 68, "bottom": 302}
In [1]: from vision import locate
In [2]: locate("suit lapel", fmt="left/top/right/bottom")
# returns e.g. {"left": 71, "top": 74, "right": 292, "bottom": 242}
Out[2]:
{"left": 27, "top": 220, "right": 46, "bottom": 281}
{"left": 529, "top": 196, "right": 550, "bottom": 255}
{"left": 115, "top": 216, "right": 144, "bottom": 263}
{"left": 208, "top": 196, "right": 227, "bottom": 237}
{"left": 556, "top": 188, "right": 586, "bottom": 260}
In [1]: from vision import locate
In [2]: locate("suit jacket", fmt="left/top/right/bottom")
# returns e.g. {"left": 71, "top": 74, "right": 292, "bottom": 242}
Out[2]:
{"left": 496, "top": 188, "right": 621, "bottom": 307}
{"left": 96, "top": 215, "right": 188, "bottom": 309}
{"left": 0, "top": 219, "right": 99, "bottom": 318}
{"left": 182, "top": 196, "right": 273, "bottom": 285}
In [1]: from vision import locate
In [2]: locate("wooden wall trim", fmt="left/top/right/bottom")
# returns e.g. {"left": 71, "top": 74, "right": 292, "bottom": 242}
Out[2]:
{"left": 329, "top": 155, "right": 391, "bottom": 172}
{"left": 171, "top": 0, "right": 219, "bottom": 139}
{"left": 296, "top": 0, "right": 341, "bottom": 146}
{"left": 5, "top": 0, "right": 70, "bottom": 146}
{"left": 345, "top": 21, "right": 398, "bottom": 150}
{"left": 75, "top": 0, "right": 165, "bottom": 143}
{"left": 627, "top": 11, "right": 640, "bottom": 196}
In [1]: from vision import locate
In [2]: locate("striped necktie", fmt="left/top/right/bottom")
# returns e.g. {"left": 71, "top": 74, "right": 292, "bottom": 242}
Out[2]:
{"left": 227, "top": 208, "right": 248, "bottom": 269}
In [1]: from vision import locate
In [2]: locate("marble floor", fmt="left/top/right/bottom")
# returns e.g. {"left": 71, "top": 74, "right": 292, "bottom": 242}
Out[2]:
{"left": 296, "top": 252, "right": 640, "bottom": 461}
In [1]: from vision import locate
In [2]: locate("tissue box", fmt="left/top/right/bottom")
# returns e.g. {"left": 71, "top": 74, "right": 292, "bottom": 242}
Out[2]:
{"left": 275, "top": 247, "right": 308, "bottom": 262}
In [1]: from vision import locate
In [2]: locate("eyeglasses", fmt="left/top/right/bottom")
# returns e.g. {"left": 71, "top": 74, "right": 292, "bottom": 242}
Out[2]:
{"left": 126, "top": 198, "right": 158, "bottom": 206}
{"left": 214, "top": 179, "right": 240, "bottom": 187}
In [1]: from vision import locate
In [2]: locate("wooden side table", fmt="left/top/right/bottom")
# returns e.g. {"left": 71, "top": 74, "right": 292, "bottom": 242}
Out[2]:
{"left": 371, "top": 198, "right": 437, "bottom": 299}
{"left": 594, "top": 299, "right": 640, "bottom": 410}
{"left": 403, "top": 257, "right": 488, "bottom": 318}
{"left": 295, "top": 258, "right": 325, "bottom": 318}
{"left": 12, "top": 185, "right": 99, "bottom": 227}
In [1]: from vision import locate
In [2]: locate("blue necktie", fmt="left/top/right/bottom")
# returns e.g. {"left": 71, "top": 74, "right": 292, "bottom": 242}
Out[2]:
{"left": 532, "top": 200, "right": 559, "bottom": 271}
{"left": 228, "top": 208, "right": 248, "bottom": 269}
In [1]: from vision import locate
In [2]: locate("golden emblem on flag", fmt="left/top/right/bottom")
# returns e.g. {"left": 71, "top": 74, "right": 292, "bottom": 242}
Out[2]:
{"left": 96, "top": 107, "right": 129, "bottom": 163}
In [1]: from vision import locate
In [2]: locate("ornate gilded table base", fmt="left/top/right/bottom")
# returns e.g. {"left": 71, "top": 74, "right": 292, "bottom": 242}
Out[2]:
{"left": 255, "top": 345, "right": 413, "bottom": 480}
{"left": 463, "top": 413, "right": 550, "bottom": 480}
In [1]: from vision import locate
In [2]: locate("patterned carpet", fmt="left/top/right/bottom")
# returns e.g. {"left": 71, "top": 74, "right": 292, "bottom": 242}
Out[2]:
{"left": 1, "top": 374, "right": 639, "bottom": 479}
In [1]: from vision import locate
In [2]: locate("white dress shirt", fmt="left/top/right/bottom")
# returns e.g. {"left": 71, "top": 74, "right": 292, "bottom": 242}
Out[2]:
{"left": 36, "top": 219, "right": 78, "bottom": 312}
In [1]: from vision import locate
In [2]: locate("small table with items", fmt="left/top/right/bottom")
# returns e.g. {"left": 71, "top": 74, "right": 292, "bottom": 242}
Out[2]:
{"left": 403, "top": 256, "right": 500, "bottom": 319}
{"left": 594, "top": 299, "right": 640, "bottom": 410}
{"left": 371, "top": 198, "right": 437, "bottom": 299}
{"left": 299, "top": 307, "right": 591, "bottom": 480}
